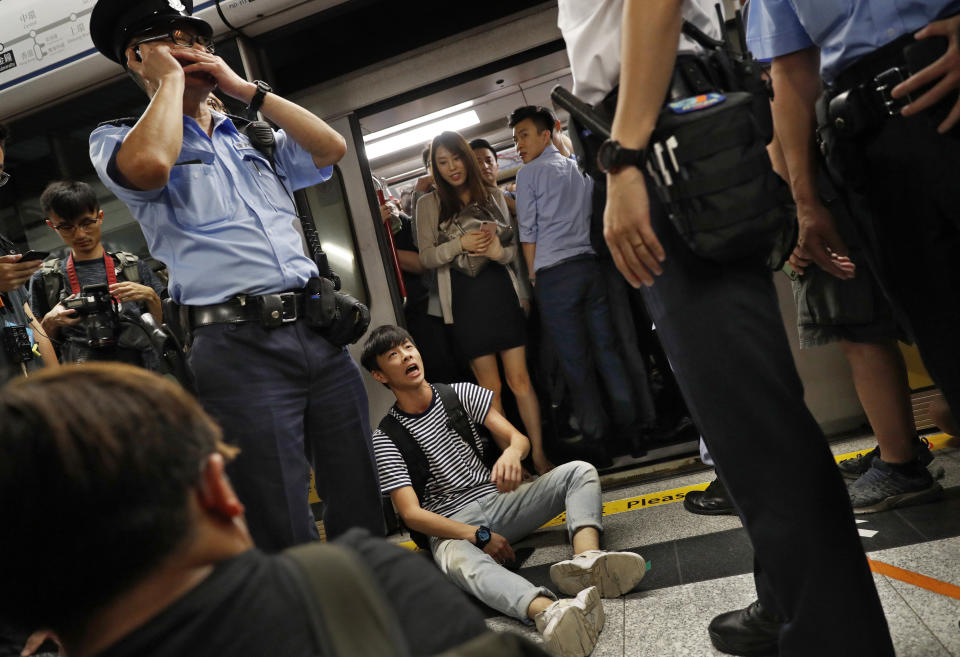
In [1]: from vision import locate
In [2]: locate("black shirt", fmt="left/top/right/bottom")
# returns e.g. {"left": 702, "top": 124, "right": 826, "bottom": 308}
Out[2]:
{"left": 95, "top": 550, "right": 324, "bottom": 657}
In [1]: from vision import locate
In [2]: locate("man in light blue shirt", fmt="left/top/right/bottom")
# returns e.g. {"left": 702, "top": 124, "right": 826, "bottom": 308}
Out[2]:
{"left": 87, "top": 0, "right": 383, "bottom": 551}
{"left": 511, "top": 105, "right": 644, "bottom": 460}
{"left": 748, "top": 0, "right": 960, "bottom": 526}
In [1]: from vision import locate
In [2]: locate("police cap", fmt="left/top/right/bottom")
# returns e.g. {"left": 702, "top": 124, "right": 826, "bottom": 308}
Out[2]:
{"left": 90, "top": 0, "right": 213, "bottom": 66}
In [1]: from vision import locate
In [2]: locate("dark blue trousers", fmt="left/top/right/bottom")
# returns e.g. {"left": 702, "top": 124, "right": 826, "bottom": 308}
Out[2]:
{"left": 536, "top": 257, "right": 637, "bottom": 441}
{"left": 638, "top": 187, "right": 893, "bottom": 656}
{"left": 189, "top": 320, "right": 384, "bottom": 552}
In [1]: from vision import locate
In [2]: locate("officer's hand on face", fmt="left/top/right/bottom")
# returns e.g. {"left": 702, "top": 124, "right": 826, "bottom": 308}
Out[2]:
{"left": 125, "top": 42, "right": 185, "bottom": 92}
{"left": 793, "top": 201, "right": 856, "bottom": 279}
{"left": 481, "top": 532, "right": 515, "bottom": 565}
{"left": 0, "top": 255, "right": 42, "bottom": 292}
{"left": 604, "top": 167, "right": 665, "bottom": 288}
{"left": 893, "top": 15, "right": 960, "bottom": 133}
{"left": 175, "top": 49, "right": 254, "bottom": 102}
{"left": 491, "top": 446, "right": 523, "bottom": 492}
{"left": 109, "top": 281, "right": 159, "bottom": 305}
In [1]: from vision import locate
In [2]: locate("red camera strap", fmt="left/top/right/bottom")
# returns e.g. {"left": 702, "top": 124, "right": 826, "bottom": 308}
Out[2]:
{"left": 66, "top": 251, "right": 119, "bottom": 298}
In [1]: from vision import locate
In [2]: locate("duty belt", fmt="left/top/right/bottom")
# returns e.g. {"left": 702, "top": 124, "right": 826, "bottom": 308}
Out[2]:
{"left": 822, "top": 32, "right": 949, "bottom": 137}
{"left": 186, "top": 291, "right": 306, "bottom": 330}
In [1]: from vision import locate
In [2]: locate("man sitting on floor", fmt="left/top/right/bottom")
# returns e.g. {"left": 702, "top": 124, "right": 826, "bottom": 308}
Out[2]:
{"left": 361, "top": 325, "right": 646, "bottom": 657}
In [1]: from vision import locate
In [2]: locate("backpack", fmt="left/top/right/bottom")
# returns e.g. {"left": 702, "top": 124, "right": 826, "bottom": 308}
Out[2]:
{"left": 378, "top": 383, "right": 494, "bottom": 550}
{"left": 285, "top": 541, "right": 551, "bottom": 657}
{"left": 38, "top": 251, "right": 141, "bottom": 312}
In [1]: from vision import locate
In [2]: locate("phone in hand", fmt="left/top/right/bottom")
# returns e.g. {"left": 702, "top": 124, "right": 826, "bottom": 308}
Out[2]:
{"left": 480, "top": 222, "right": 497, "bottom": 238}
{"left": 19, "top": 250, "right": 50, "bottom": 262}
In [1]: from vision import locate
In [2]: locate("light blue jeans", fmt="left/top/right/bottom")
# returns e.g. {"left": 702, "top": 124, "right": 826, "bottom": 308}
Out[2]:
{"left": 430, "top": 460, "right": 602, "bottom": 620}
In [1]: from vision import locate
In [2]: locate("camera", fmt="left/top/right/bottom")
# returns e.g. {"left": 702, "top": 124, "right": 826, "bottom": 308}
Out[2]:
{"left": 62, "top": 283, "right": 121, "bottom": 349}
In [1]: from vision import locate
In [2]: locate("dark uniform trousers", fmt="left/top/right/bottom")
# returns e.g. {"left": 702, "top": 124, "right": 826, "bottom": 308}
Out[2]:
{"left": 188, "top": 320, "right": 384, "bottom": 551}
{"left": 637, "top": 181, "right": 894, "bottom": 656}
{"left": 841, "top": 116, "right": 960, "bottom": 419}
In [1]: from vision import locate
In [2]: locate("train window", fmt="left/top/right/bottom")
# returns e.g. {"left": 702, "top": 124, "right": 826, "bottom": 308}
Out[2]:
{"left": 299, "top": 166, "right": 369, "bottom": 305}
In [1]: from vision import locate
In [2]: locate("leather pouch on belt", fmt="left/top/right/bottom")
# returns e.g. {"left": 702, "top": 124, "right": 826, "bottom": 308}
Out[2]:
{"left": 304, "top": 276, "right": 337, "bottom": 329}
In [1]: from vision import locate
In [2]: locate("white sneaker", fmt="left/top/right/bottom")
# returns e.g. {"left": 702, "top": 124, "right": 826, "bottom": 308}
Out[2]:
{"left": 550, "top": 549, "right": 646, "bottom": 597}
{"left": 535, "top": 586, "right": 605, "bottom": 657}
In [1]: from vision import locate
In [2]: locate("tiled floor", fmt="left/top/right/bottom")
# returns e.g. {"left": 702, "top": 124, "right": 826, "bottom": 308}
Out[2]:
{"left": 482, "top": 434, "right": 960, "bottom": 656}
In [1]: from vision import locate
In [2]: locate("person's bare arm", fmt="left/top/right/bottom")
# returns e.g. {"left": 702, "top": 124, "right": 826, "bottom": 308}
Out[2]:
{"left": 26, "top": 302, "right": 59, "bottom": 369}
{"left": 115, "top": 43, "right": 187, "bottom": 191}
{"left": 521, "top": 243, "right": 536, "bottom": 284}
{"left": 604, "top": 0, "right": 679, "bottom": 287}
{"left": 390, "top": 487, "right": 515, "bottom": 562}
{"left": 483, "top": 406, "right": 529, "bottom": 492}
{"left": 771, "top": 48, "right": 854, "bottom": 279}
{"left": 397, "top": 250, "right": 425, "bottom": 274}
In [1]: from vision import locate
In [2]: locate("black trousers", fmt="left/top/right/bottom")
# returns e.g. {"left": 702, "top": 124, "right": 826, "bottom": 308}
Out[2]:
{"left": 840, "top": 115, "right": 960, "bottom": 418}
{"left": 637, "top": 183, "right": 894, "bottom": 656}
{"left": 188, "top": 320, "right": 384, "bottom": 551}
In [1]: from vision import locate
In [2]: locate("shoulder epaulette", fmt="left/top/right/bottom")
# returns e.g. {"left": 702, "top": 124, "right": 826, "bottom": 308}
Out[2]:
{"left": 97, "top": 117, "right": 139, "bottom": 129}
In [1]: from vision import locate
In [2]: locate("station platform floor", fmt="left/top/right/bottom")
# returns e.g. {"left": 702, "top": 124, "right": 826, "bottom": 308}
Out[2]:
{"left": 467, "top": 432, "right": 960, "bottom": 656}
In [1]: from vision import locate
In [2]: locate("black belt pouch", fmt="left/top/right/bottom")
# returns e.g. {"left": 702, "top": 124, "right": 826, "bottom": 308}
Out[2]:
{"left": 648, "top": 91, "right": 793, "bottom": 263}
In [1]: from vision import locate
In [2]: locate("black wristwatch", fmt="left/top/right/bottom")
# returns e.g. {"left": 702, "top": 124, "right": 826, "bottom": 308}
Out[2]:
{"left": 247, "top": 80, "right": 272, "bottom": 114}
{"left": 597, "top": 139, "right": 648, "bottom": 174}
{"left": 474, "top": 525, "right": 492, "bottom": 550}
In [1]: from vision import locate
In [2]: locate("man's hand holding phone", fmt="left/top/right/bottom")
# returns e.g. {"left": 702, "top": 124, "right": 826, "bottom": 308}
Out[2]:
{"left": 0, "top": 254, "right": 44, "bottom": 293}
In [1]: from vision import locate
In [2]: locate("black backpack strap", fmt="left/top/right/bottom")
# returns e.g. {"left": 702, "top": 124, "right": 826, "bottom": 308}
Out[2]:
{"left": 435, "top": 383, "right": 498, "bottom": 469}
{"left": 434, "top": 383, "right": 483, "bottom": 459}
{"left": 283, "top": 542, "right": 410, "bottom": 657}
{"left": 378, "top": 412, "right": 432, "bottom": 550}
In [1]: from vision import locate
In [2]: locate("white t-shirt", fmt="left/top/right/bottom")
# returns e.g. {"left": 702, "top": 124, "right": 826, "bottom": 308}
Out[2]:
{"left": 558, "top": 0, "right": 724, "bottom": 105}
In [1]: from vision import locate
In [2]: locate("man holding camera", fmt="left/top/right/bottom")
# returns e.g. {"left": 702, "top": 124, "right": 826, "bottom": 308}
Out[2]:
{"left": 30, "top": 181, "right": 166, "bottom": 368}
{"left": 87, "top": 0, "right": 383, "bottom": 550}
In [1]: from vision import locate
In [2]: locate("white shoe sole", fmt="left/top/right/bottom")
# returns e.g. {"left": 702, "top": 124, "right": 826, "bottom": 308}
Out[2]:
{"left": 550, "top": 552, "right": 646, "bottom": 598}
{"left": 541, "top": 588, "right": 605, "bottom": 657}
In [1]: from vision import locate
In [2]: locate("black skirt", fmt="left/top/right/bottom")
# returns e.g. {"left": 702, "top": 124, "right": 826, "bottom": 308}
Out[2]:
{"left": 450, "top": 263, "right": 525, "bottom": 360}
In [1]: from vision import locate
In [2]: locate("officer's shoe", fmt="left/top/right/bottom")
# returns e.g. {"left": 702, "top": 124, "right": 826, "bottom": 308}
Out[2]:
{"left": 683, "top": 478, "right": 736, "bottom": 516}
{"left": 550, "top": 550, "right": 646, "bottom": 597}
{"left": 708, "top": 600, "right": 783, "bottom": 656}
{"left": 838, "top": 436, "right": 936, "bottom": 481}
{"left": 847, "top": 458, "right": 943, "bottom": 514}
{"left": 534, "top": 586, "right": 605, "bottom": 657}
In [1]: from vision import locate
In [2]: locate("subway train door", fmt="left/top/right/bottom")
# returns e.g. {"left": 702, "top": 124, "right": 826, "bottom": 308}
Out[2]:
{"left": 312, "top": 113, "right": 405, "bottom": 421}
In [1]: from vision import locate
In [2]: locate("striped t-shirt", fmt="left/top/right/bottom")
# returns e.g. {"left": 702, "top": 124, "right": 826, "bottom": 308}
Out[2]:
{"left": 372, "top": 383, "right": 498, "bottom": 518}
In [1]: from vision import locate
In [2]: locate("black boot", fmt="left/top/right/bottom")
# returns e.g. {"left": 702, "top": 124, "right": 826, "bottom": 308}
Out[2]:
{"left": 708, "top": 600, "right": 783, "bottom": 656}
{"left": 683, "top": 478, "right": 736, "bottom": 515}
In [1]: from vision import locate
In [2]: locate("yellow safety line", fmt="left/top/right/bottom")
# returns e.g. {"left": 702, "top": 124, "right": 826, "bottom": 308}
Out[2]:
{"left": 388, "top": 433, "right": 956, "bottom": 551}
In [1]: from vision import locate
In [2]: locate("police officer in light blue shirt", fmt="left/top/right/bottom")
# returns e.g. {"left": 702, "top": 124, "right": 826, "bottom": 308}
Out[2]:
{"left": 87, "top": 0, "right": 384, "bottom": 551}
{"left": 747, "top": 0, "right": 960, "bottom": 545}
